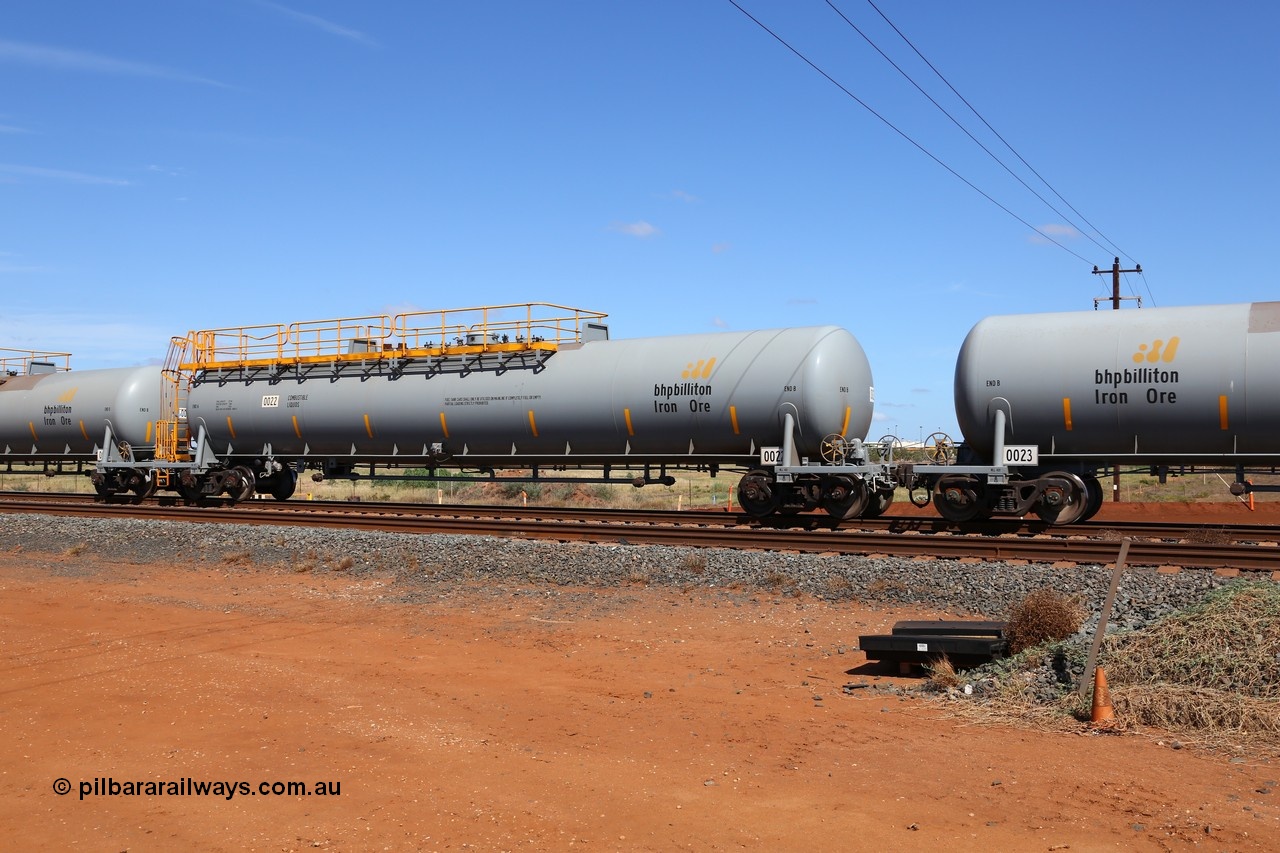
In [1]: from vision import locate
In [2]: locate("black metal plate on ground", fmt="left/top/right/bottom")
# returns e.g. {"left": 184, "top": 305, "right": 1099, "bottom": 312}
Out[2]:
{"left": 858, "top": 620, "right": 1009, "bottom": 669}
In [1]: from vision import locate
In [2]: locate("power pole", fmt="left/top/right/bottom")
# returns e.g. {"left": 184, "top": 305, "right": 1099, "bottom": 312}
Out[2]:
{"left": 1092, "top": 256, "right": 1142, "bottom": 309}
{"left": 1092, "top": 257, "right": 1142, "bottom": 501}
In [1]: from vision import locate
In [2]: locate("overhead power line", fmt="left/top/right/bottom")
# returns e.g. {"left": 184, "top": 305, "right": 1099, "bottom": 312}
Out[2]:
{"left": 860, "top": 0, "right": 1138, "bottom": 268}
{"left": 725, "top": 0, "right": 1094, "bottom": 265}
{"left": 825, "top": 0, "right": 1122, "bottom": 263}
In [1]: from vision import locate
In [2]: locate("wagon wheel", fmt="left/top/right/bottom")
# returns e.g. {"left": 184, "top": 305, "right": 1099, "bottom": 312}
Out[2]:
{"left": 1034, "top": 471, "right": 1090, "bottom": 526}
{"left": 819, "top": 475, "right": 869, "bottom": 521}
{"left": 862, "top": 488, "right": 895, "bottom": 518}
{"left": 130, "top": 469, "right": 157, "bottom": 501}
{"left": 228, "top": 465, "right": 256, "bottom": 503}
{"left": 819, "top": 433, "right": 849, "bottom": 464}
{"left": 932, "top": 474, "right": 985, "bottom": 523}
{"left": 737, "top": 470, "right": 781, "bottom": 518}
{"left": 268, "top": 468, "right": 297, "bottom": 501}
{"left": 1080, "top": 476, "right": 1105, "bottom": 522}
{"left": 924, "top": 432, "right": 956, "bottom": 465}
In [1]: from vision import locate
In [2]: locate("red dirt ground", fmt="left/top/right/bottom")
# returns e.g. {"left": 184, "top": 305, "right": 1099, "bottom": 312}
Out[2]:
{"left": 2, "top": 503, "right": 1277, "bottom": 851}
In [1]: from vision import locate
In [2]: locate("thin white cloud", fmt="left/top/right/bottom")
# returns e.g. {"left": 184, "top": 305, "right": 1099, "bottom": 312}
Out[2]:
{"left": 668, "top": 189, "right": 700, "bottom": 203}
{"left": 608, "top": 221, "right": 659, "bottom": 238}
{"left": 254, "top": 1, "right": 379, "bottom": 47}
{"left": 0, "top": 312, "right": 171, "bottom": 367}
{"left": 171, "top": 129, "right": 296, "bottom": 150}
{"left": 0, "top": 262, "right": 50, "bottom": 274}
{"left": 1028, "top": 223, "right": 1083, "bottom": 245}
{"left": 711, "top": 241, "right": 731, "bottom": 254}
{"left": 0, "top": 123, "right": 31, "bottom": 134}
{"left": 0, "top": 163, "right": 130, "bottom": 186}
{"left": 0, "top": 38, "right": 227, "bottom": 87}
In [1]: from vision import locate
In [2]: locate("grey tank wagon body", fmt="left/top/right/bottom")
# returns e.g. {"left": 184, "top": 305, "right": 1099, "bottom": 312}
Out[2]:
{"left": 906, "top": 301, "right": 1280, "bottom": 523}
{"left": 0, "top": 350, "right": 161, "bottom": 497}
{"left": 59, "top": 303, "right": 885, "bottom": 518}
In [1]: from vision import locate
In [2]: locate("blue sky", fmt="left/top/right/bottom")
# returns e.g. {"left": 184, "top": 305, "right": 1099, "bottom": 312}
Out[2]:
{"left": 2, "top": 1, "right": 1276, "bottom": 441}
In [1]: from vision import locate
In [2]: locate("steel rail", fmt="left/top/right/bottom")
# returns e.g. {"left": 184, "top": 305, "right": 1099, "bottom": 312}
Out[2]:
{"left": 2, "top": 497, "right": 1277, "bottom": 571}
{"left": 2, "top": 491, "right": 1278, "bottom": 543}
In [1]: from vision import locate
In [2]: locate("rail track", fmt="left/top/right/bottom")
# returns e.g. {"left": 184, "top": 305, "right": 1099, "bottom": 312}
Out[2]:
{"left": 2, "top": 492, "right": 1278, "bottom": 572}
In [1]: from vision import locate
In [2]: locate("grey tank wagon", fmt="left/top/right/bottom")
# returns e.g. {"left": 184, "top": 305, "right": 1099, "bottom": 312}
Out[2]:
{"left": 91, "top": 302, "right": 883, "bottom": 519}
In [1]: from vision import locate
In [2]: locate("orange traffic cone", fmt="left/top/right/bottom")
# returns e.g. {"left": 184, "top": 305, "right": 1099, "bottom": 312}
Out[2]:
{"left": 1090, "top": 666, "right": 1115, "bottom": 725}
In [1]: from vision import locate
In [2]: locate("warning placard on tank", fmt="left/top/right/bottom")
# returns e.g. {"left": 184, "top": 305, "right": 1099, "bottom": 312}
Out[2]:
{"left": 443, "top": 394, "right": 543, "bottom": 407}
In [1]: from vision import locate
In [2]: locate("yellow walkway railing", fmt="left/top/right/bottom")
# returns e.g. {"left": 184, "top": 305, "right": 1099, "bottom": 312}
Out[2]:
{"left": 154, "top": 303, "right": 607, "bottom": 465}
{"left": 0, "top": 348, "right": 73, "bottom": 376}
{"left": 174, "top": 303, "right": 607, "bottom": 372}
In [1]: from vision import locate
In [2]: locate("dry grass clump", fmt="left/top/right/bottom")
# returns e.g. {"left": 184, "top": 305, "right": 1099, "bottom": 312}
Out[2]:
{"left": 925, "top": 656, "right": 963, "bottom": 691}
{"left": 625, "top": 566, "right": 650, "bottom": 586}
{"left": 823, "top": 573, "right": 854, "bottom": 597}
{"left": 680, "top": 554, "right": 707, "bottom": 575}
{"left": 762, "top": 569, "right": 800, "bottom": 597}
{"left": 866, "top": 577, "right": 907, "bottom": 597}
{"left": 1101, "top": 582, "right": 1280, "bottom": 747}
{"left": 1004, "top": 587, "right": 1085, "bottom": 654}
{"left": 931, "top": 582, "right": 1280, "bottom": 754}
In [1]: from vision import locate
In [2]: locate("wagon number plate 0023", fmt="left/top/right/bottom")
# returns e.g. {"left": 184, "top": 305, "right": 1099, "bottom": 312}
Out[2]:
{"left": 1002, "top": 445, "right": 1039, "bottom": 466}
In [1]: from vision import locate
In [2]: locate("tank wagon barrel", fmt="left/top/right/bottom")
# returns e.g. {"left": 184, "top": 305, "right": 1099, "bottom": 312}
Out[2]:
{"left": 45, "top": 302, "right": 876, "bottom": 512}
{"left": 0, "top": 348, "right": 162, "bottom": 497}
{"left": 758, "top": 301, "right": 1280, "bottom": 525}
{"left": 908, "top": 301, "right": 1280, "bottom": 522}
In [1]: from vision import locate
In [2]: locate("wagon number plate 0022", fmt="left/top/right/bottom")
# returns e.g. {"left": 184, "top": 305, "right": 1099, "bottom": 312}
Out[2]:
{"left": 1002, "top": 445, "right": 1039, "bottom": 466}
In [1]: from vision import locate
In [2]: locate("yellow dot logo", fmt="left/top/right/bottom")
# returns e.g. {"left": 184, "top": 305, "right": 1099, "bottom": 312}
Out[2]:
{"left": 1132, "top": 337, "right": 1179, "bottom": 364}
{"left": 680, "top": 358, "right": 717, "bottom": 380}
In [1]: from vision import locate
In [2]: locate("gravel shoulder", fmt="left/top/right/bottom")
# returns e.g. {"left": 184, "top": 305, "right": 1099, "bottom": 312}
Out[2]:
{"left": 2, "top": 506, "right": 1277, "bottom": 850}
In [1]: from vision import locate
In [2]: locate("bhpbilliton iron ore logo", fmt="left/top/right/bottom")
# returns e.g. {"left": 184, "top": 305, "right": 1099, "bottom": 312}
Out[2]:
{"left": 681, "top": 358, "right": 717, "bottom": 380}
{"left": 1132, "top": 337, "right": 1180, "bottom": 364}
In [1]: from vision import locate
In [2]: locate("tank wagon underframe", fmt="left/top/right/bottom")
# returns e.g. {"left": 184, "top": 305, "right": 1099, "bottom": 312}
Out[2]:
{"left": 747, "top": 408, "right": 1107, "bottom": 524}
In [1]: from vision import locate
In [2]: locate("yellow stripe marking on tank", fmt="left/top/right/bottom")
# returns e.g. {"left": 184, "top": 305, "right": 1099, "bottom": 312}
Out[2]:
{"left": 226, "top": 416, "right": 237, "bottom": 439}
{"left": 363, "top": 414, "right": 373, "bottom": 438}
{"left": 292, "top": 415, "right": 302, "bottom": 438}
{"left": 1062, "top": 397, "right": 1073, "bottom": 431}
{"left": 146, "top": 421, "right": 153, "bottom": 443}
{"left": 528, "top": 410, "right": 539, "bottom": 437}
{"left": 839, "top": 406, "right": 851, "bottom": 437}
{"left": 1219, "top": 395, "right": 1229, "bottom": 430}
{"left": 439, "top": 412, "right": 449, "bottom": 439}
{"left": 624, "top": 408, "right": 635, "bottom": 436}
{"left": 79, "top": 420, "right": 89, "bottom": 441}
{"left": 28, "top": 421, "right": 38, "bottom": 442}
{"left": 729, "top": 405, "right": 739, "bottom": 435}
